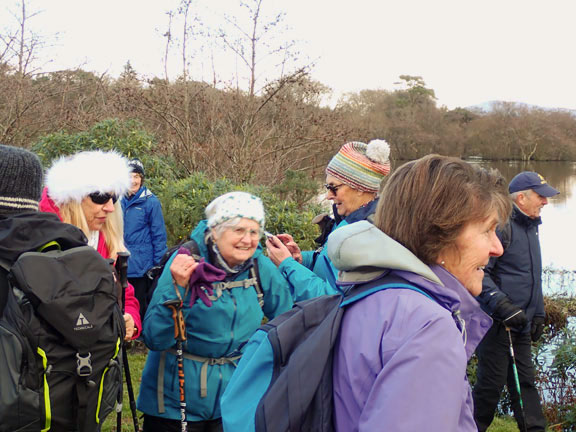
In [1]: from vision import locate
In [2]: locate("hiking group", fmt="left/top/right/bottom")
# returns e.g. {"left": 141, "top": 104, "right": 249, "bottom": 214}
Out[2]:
{"left": 0, "top": 140, "right": 555, "bottom": 432}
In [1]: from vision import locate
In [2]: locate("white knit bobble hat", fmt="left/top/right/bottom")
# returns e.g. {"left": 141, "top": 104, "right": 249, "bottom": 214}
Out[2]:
{"left": 205, "top": 191, "right": 265, "bottom": 229}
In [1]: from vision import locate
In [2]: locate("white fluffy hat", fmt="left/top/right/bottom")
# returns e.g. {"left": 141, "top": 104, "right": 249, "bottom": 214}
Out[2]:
{"left": 205, "top": 191, "right": 265, "bottom": 229}
{"left": 46, "top": 150, "right": 131, "bottom": 205}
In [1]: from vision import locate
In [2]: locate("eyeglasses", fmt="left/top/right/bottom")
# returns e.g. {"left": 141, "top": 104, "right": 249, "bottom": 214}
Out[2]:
{"left": 230, "top": 227, "right": 261, "bottom": 239}
{"left": 324, "top": 183, "right": 345, "bottom": 194}
{"left": 89, "top": 192, "right": 118, "bottom": 205}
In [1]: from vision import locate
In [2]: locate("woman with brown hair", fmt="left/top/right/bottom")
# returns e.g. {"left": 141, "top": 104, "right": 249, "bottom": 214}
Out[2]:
{"left": 328, "top": 155, "right": 512, "bottom": 431}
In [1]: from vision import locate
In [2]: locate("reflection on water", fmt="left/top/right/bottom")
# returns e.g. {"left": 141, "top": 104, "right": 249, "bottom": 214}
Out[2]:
{"left": 471, "top": 161, "right": 576, "bottom": 281}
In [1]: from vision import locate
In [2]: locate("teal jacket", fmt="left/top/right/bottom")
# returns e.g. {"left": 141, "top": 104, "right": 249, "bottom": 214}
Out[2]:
{"left": 137, "top": 220, "right": 293, "bottom": 421}
{"left": 278, "top": 199, "right": 378, "bottom": 301}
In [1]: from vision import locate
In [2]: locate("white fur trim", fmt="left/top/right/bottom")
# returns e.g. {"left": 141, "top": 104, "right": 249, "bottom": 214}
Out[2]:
{"left": 365, "top": 139, "right": 390, "bottom": 164}
{"left": 46, "top": 151, "right": 131, "bottom": 204}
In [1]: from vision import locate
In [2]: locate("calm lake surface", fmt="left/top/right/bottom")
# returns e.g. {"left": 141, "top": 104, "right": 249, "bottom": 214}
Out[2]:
{"left": 469, "top": 161, "right": 576, "bottom": 297}
{"left": 471, "top": 161, "right": 576, "bottom": 271}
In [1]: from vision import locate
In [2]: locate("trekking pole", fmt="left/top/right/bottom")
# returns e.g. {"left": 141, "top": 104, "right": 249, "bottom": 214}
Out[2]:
{"left": 506, "top": 327, "right": 528, "bottom": 432}
{"left": 115, "top": 251, "right": 140, "bottom": 432}
{"left": 164, "top": 298, "right": 188, "bottom": 432}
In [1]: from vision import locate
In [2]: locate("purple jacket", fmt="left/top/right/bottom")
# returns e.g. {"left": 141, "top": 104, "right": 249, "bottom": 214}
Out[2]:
{"left": 327, "top": 221, "right": 492, "bottom": 432}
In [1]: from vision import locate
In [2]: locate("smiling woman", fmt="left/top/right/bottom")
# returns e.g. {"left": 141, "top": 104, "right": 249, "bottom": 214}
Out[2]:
{"left": 38, "top": 150, "right": 142, "bottom": 341}
{"left": 327, "top": 154, "right": 512, "bottom": 431}
{"left": 138, "top": 191, "right": 293, "bottom": 431}
{"left": 266, "top": 139, "right": 392, "bottom": 301}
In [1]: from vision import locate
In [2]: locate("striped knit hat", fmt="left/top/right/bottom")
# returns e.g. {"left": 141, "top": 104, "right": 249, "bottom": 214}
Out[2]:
{"left": 0, "top": 144, "right": 43, "bottom": 214}
{"left": 326, "top": 139, "right": 391, "bottom": 193}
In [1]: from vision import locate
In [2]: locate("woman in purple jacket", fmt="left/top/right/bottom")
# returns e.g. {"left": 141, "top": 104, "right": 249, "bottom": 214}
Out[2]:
{"left": 327, "top": 155, "right": 512, "bottom": 431}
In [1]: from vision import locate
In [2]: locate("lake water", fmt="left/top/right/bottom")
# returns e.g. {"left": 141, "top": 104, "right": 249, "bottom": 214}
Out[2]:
{"left": 471, "top": 161, "right": 576, "bottom": 271}
{"left": 470, "top": 161, "right": 576, "bottom": 297}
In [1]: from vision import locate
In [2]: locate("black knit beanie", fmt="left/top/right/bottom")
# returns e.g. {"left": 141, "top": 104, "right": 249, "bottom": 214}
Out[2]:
{"left": 0, "top": 144, "right": 43, "bottom": 214}
{"left": 128, "top": 158, "right": 144, "bottom": 176}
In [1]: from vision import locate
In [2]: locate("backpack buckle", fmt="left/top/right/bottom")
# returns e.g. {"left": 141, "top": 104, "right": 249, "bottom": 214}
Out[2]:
{"left": 76, "top": 353, "right": 93, "bottom": 376}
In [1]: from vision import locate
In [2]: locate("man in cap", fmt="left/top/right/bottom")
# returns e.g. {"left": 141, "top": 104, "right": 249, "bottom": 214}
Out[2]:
{"left": 121, "top": 158, "right": 167, "bottom": 319}
{"left": 473, "top": 171, "right": 558, "bottom": 432}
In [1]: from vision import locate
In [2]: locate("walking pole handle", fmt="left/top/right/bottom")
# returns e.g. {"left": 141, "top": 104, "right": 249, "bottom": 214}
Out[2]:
{"left": 164, "top": 299, "right": 187, "bottom": 342}
{"left": 115, "top": 251, "right": 131, "bottom": 314}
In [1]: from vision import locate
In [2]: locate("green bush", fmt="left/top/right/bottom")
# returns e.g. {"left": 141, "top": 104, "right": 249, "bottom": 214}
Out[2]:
{"left": 31, "top": 118, "right": 182, "bottom": 181}
{"left": 155, "top": 171, "right": 322, "bottom": 250}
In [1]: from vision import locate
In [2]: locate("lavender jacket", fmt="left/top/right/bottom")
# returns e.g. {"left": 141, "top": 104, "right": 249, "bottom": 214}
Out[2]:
{"left": 327, "top": 221, "right": 492, "bottom": 432}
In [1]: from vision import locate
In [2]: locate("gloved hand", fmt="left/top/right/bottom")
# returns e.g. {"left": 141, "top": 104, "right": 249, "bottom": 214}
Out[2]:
{"left": 177, "top": 246, "right": 226, "bottom": 308}
{"left": 493, "top": 297, "right": 528, "bottom": 329}
{"left": 531, "top": 316, "right": 546, "bottom": 342}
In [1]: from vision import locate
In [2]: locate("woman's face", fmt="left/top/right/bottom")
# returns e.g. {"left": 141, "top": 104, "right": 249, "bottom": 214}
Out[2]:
{"left": 439, "top": 211, "right": 504, "bottom": 296}
{"left": 213, "top": 218, "right": 260, "bottom": 267}
{"left": 81, "top": 194, "right": 116, "bottom": 231}
{"left": 129, "top": 173, "right": 142, "bottom": 195}
{"left": 325, "top": 175, "right": 369, "bottom": 217}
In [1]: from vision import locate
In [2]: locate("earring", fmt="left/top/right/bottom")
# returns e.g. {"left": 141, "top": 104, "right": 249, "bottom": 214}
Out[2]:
{"left": 441, "top": 260, "right": 445, "bottom": 266}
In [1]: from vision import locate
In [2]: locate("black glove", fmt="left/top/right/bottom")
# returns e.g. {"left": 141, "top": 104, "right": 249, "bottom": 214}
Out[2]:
{"left": 493, "top": 297, "right": 528, "bottom": 329}
{"left": 531, "top": 316, "right": 546, "bottom": 342}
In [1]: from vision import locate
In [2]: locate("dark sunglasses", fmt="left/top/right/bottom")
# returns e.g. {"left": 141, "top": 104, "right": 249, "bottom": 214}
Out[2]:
{"left": 324, "top": 183, "right": 345, "bottom": 194}
{"left": 89, "top": 192, "right": 118, "bottom": 205}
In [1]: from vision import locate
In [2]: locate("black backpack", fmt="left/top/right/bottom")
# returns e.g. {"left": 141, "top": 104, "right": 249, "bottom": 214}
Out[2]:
{"left": 221, "top": 272, "right": 440, "bottom": 432}
{"left": 0, "top": 243, "right": 125, "bottom": 432}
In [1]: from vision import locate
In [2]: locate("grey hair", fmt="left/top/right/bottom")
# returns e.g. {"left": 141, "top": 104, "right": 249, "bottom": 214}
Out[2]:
{"left": 210, "top": 217, "right": 243, "bottom": 240}
{"left": 510, "top": 189, "right": 532, "bottom": 201}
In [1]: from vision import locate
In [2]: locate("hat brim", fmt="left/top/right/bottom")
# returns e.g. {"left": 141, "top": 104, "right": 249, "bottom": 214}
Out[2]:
{"left": 532, "top": 183, "right": 559, "bottom": 198}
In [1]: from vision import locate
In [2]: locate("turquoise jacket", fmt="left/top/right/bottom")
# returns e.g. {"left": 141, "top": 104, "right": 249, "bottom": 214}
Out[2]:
{"left": 278, "top": 199, "right": 378, "bottom": 301}
{"left": 137, "top": 220, "right": 293, "bottom": 421}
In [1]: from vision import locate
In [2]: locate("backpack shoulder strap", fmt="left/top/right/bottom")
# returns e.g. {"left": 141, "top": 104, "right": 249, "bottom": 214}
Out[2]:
{"left": 341, "top": 272, "right": 437, "bottom": 308}
{"left": 251, "top": 258, "right": 264, "bottom": 308}
{"left": 180, "top": 239, "right": 201, "bottom": 260}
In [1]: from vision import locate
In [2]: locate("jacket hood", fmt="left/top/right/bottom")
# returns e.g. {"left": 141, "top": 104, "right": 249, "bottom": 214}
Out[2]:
{"left": 328, "top": 220, "right": 492, "bottom": 358}
{"left": 39, "top": 187, "right": 63, "bottom": 220}
{"left": 328, "top": 220, "right": 442, "bottom": 286}
{"left": 123, "top": 186, "right": 152, "bottom": 205}
{"left": 0, "top": 212, "right": 87, "bottom": 264}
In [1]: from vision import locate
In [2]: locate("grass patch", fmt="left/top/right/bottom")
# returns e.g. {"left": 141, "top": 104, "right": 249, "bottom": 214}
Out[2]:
{"left": 101, "top": 344, "right": 148, "bottom": 432}
{"left": 487, "top": 416, "right": 519, "bottom": 432}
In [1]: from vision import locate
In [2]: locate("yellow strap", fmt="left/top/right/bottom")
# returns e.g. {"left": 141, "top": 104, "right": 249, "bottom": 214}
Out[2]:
{"left": 95, "top": 338, "right": 122, "bottom": 423}
{"left": 37, "top": 241, "right": 61, "bottom": 252}
{"left": 37, "top": 347, "right": 51, "bottom": 432}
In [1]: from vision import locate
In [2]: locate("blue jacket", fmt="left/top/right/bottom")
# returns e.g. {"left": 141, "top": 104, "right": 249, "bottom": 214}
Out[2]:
{"left": 122, "top": 186, "right": 167, "bottom": 278}
{"left": 137, "top": 220, "right": 293, "bottom": 421}
{"left": 329, "top": 221, "right": 491, "bottom": 432}
{"left": 279, "top": 199, "right": 378, "bottom": 301}
{"left": 478, "top": 205, "right": 545, "bottom": 331}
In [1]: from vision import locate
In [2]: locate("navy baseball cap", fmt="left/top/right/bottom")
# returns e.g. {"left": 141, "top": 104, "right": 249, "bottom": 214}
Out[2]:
{"left": 508, "top": 171, "right": 559, "bottom": 197}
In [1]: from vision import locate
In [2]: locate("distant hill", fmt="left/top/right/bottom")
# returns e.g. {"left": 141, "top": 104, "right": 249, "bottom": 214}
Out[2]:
{"left": 465, "top": 101, "right": 576, "bottom": 115}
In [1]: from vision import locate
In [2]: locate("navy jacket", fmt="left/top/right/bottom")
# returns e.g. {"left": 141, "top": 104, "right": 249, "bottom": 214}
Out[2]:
{"left": 478, "top": 206, "right": 545, "bottom": 332}
{"left": 122, "top": 186, "right": 167, "bottom": 278}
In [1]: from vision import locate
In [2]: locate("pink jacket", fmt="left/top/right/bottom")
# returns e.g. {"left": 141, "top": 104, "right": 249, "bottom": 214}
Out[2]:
{"left": 39, "top": 188, "right": 141, "bottom": 338}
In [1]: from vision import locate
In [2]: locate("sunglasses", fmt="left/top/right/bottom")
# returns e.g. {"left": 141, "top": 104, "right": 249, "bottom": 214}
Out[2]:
{"left": 324, "top": 183, "right": 345, "bottom": 194}
{"left": 89, "top": 192, "right": 118, "bottom": 205}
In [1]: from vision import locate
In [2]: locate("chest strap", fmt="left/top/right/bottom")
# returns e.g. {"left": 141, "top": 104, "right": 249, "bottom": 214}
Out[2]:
{"left": 157, "top": 350, "right": 242, "bottom": 412}
{"left": 208, "top": 264, "right": 264, "bottom": 308}
{"left": 209, "top": 276, "right": 257, "bottom": 300}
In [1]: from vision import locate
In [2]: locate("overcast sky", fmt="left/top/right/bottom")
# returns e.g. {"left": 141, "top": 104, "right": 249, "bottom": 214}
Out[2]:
{"left": 3, "top": 0, "right": 576, "bottom": 110}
